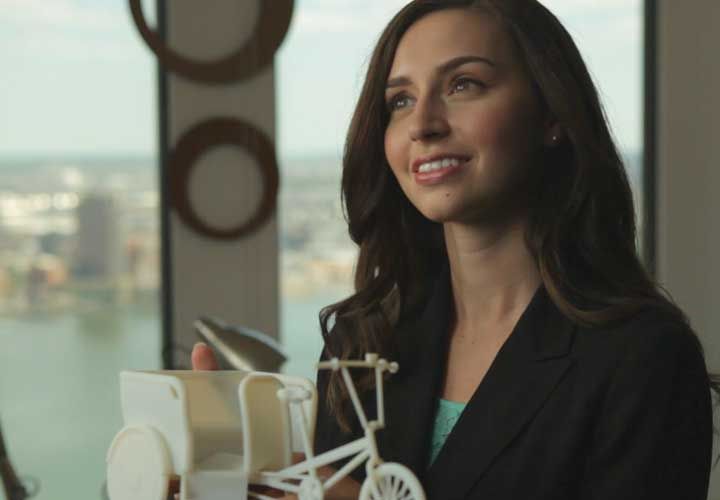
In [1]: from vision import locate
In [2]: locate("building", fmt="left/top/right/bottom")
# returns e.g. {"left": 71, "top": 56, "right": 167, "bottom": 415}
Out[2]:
{"left": 72, "top": 193, "right": 123, "bottom": 281}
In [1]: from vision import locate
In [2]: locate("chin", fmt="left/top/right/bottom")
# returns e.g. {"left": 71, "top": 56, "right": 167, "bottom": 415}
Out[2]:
{"left": 406, "top": 191, "right": 476, "bottom": 222}
{"left": 415, "top": 198, "right": 512, "bottom": 227}
{"left": 415, "top": 204, "right": 463, "bottom": 224}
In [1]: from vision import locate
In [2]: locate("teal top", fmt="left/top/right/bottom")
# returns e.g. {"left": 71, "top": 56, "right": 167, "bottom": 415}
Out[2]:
{"left": 427, "top": 398, "right": 467, "bottom": 467}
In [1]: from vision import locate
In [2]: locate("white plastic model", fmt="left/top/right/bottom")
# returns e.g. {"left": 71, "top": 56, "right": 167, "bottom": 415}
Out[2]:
{"left": 106, "top": 353, "right": 426, "bottom": 500}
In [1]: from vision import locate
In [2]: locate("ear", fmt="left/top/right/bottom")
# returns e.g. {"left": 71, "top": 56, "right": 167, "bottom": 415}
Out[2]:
{"left": 542, "top": 116, "right": 563, "bottom": 147}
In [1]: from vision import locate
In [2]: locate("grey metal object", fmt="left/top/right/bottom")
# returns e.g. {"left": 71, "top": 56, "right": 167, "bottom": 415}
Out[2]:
{"left": 193, "top": 316, "right": 287, "bottom": 372}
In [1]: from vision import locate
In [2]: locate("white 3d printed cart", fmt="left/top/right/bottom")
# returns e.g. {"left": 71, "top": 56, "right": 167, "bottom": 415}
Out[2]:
{"left": 106, "top": 354, "right": 426, "bottom": 500}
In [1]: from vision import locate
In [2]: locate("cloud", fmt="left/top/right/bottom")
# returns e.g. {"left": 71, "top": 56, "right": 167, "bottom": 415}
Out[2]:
{"left": 542, "top": 0, "right": 638, "bottom": 11}
{"left": 0, "top": 0, "right": 147, "bottom": 62}
{"left": 293, "top": 10, "right": 360, "bottom": 33}
{"left": 291, "top": 1, "right": 410, "bottom": 34}
{"left": 0, "top": 0, "right": 119, "bottom": 28}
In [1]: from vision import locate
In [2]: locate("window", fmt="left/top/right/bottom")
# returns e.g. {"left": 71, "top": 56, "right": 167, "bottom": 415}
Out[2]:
{"left": 0, "top": 1, "right": 645, "bottom": 497}
{"left": 0, "top": 1, "right": 160, "bottom": 498}
{"left": 277, "top": 1, "right": 410, "bottom": 379}
{"left": 544, "top": 0, "right": 645, "bottom": 253}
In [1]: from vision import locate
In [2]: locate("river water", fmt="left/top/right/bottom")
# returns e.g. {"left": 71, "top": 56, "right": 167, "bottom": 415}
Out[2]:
{"left": 0, "top": 292, "right": 333, "bottom": 500}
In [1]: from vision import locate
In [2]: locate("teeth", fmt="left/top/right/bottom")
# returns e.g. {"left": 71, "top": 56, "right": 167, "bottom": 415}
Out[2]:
{"left": 417, "top": 157, "right": 464, "bottom": 173}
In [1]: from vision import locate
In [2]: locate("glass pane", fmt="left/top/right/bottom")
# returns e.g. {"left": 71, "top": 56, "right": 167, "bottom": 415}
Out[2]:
{"left": 277, "top": 1, "right": 409, "bottom": 380}
{"left": 276, "top": 1, "right": 644, "bottom": 378}
{"left": 543, "top": 0, "right": 645, "bottom": 254}
{"left": 0, "top": 1, "right": 160, "bottom": 499}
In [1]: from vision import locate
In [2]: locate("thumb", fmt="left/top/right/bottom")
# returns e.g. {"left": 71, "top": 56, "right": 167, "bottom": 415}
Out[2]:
{"left": 191, "top": 342, "right": 220, "bottom": 370}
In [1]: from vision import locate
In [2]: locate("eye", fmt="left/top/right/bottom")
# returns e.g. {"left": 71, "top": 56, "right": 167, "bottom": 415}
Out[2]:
{"left": 386, "top": 92, "right": 413, "bottom": 112}
{"left": 449, "top": 77, "right": 484, "bottom": 94}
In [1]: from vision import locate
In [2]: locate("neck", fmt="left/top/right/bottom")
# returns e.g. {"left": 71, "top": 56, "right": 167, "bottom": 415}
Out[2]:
{"left": 443, "top": 218, "right": 541, "bottom": 339}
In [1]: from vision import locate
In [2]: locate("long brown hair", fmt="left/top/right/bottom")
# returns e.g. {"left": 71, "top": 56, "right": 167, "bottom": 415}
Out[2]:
{"left": 319, "top": 0, "right": 720, "bottom": 442}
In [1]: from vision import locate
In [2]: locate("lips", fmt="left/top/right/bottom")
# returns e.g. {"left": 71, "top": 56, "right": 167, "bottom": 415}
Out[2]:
{"left": 411, "top": 153, "right": 472, "bottom": 173}
{"left": 412, "top": 157, "right": 469, "bottom": 186}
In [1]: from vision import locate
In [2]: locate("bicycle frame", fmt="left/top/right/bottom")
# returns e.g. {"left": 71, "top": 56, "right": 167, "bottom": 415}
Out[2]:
{"left": 252, "top": 354, "right": 398, "bottom": 495}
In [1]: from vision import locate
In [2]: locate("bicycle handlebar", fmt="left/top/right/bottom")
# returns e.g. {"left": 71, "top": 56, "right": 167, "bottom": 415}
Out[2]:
{"left": 317, "top": 354, "right": 398, "bottom": 374}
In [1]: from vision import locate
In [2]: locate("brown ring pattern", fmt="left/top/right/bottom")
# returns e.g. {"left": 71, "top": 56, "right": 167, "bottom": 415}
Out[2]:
{"left": 168, "top": 118, "right": 279, "bottom": 240}
{"left": 130, "top": 0, "right": 293, "bottom": 240}
{"left": 128, "top": 0, "right": 294, "bottom": 84}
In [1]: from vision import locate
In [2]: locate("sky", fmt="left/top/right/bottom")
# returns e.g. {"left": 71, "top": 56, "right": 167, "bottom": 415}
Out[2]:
{"left": 0, "top": 0, "right": 642, "bottom": 159}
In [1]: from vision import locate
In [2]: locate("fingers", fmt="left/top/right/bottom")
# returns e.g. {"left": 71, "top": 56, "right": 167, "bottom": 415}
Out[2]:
{"left": 250, "top": 484, "right": 299, "bottom": 498}
{"left": 171, "top": 480, "right": 295, "bottom": 499}
{"left": 248, "top": 485, "right": 288, "bottom": 498}
{"left": 191, "top": 342, "right": 219, "bottom": 371}
{"left": 166, "top": 476, "right": 180, "bottom": 500}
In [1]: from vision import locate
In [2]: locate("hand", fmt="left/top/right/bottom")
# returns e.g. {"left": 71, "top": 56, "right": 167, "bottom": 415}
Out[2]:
{"left": 168, "top": 343, "right": 221, "bottom": 499}
{"left": 185, "top": 345, "right": 361, "bottom": 499}
{"left": 255, "top": 453, "right": 362, "bottom": 500}
{"left": 191, "top": 342, "right": 219, "bottom": 370}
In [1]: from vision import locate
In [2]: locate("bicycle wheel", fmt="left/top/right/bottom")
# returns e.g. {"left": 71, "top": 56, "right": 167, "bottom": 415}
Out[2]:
{"left": 106, "top": 426, "right": 171, "bottom": 500}
{"left": 297, "top": 476, "right": 324, "bottom": 500}
{"left": 359, "top": 463, "right": 425, "bottom": 500}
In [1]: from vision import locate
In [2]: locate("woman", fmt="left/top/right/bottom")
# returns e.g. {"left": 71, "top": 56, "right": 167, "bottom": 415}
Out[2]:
{"left": 194, "top": 0, "right": 718, "bottom": 498}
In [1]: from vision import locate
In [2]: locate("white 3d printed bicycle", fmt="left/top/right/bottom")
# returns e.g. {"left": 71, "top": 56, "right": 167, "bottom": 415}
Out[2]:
{"left": 106, "top": 353, "right": 426, "bottom": 500}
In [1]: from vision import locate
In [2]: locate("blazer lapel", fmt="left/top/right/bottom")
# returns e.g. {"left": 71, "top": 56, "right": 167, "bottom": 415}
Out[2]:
{"left": 423, "top": 283, "right": 576, "bottom": 499}
{"left": 379, "top": 264, "right": 454, "bottom": 478}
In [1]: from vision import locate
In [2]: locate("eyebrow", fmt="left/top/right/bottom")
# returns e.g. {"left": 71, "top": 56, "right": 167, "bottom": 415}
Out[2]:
{"left": 385, "top": 55, "right": 497, "bottom": 89}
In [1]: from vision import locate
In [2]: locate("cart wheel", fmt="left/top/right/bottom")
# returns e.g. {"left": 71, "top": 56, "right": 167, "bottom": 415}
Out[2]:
{"left": 106, "top": 425, "right": 171, "bottom": 500}
{"left": 298, "top": 476, "right": 324, "bottom": 500}
{"left": 359, "top": 463, "right": 425, "bottom": 500}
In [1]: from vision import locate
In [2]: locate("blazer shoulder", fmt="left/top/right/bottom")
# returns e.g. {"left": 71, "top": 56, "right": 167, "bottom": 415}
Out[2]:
{"left": 577, "top": 309, "right": 713, "bottom": 500}
{"left": 576, "top": 304, "right": 706, "bottom": 377}
{"left": 580, "top": 304, "right": 690, "bottom": 343}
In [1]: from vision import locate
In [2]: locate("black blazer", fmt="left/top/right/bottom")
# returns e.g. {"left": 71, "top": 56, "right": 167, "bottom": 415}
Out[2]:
{"left": 313, "top": 266, "right": 714, "bottom": 499}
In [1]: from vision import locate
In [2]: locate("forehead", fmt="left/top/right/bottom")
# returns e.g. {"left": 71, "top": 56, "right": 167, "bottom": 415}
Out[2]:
{"left": 389, "top": 8, "right": 513, "bottom": 76}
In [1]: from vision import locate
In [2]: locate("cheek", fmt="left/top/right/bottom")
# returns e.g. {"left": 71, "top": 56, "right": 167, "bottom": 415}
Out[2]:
{"left": 462, "top": 98, "right": 541, "bottom": 154}
{"left": 472, "top": 110, "right": 522, "bottom": 148}
{"left": 384, "top": 124, "right": 406, "bottom": 177}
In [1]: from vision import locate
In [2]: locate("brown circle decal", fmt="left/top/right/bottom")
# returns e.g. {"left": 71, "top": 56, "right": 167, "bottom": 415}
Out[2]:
{"left": 129, "top": 0, "right": 294, "bottom": 83}
{"left": 169, "top": 118, "right": 279, "bottom": 240}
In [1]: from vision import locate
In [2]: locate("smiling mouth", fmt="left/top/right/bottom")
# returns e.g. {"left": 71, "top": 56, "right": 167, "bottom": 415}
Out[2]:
{"left": 413, "top": 157, "right": 470, "bottom": 185}
{"left": 415, "top": 157, "right": 468, "bottom": 173}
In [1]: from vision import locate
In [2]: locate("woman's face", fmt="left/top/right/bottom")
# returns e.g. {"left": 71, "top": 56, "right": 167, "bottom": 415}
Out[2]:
{"left": 384, "top": 8, "right": 549, "bottom": 225}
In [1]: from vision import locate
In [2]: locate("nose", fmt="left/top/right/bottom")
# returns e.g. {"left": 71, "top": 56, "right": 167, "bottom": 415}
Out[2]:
{"left": 408, "top": 94, "right": 449, "bottom": 142}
